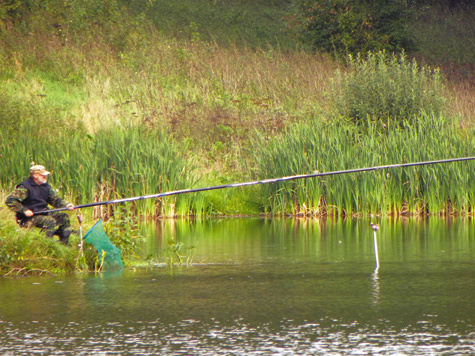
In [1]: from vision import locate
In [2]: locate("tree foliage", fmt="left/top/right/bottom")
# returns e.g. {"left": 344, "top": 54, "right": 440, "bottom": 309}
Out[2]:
{"left": 286, "top": 0, "right": 414, "bottom": 56}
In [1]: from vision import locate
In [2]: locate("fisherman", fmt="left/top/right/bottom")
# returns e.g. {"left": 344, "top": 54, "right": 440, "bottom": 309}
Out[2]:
{"left": 5, "top": 165, "right": 75, "bottom": 245}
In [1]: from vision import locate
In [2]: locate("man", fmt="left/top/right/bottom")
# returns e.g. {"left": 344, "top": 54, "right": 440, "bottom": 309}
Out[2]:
{"left": 5, "top": 165, "right": 75, "bottom": 245}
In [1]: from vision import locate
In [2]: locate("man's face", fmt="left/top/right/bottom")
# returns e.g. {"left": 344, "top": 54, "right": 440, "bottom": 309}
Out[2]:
{"left": 34, "top": 173, "right": 48, "bottom": 184}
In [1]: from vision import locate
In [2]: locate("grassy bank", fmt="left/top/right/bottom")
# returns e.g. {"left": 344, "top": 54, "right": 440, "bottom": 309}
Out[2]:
{"left": 1, "top": 0, "right": 474, "bottom": 221}
{"left": 0, "top": 199, "right": 85, "bottom": 275}
{"left": 0, "top": 191, "right": 146, "bottom": 275}
{"left": 1, "top": 1, "right": 475, "bottom": 275}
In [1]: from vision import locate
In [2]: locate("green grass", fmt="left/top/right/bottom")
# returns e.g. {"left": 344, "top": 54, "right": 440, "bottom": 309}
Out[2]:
{"left": 0, "top": 212, "right": 85, "bottom": 275}
{"left": 140, "top": 0, "right": 295, "bottom": 50}
{"left": 1, "top": 122, "right": 198, "bottom": 217}
{"left": 0, "top": 0, "right": 474, "bottom": 219}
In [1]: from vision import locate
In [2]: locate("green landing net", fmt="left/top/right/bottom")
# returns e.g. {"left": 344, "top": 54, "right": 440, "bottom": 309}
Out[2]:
{"left": 83, "top": 219, "right": 124, "bottom": 272}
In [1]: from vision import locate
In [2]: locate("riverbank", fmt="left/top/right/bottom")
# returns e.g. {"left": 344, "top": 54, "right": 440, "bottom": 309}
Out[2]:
{"left": 2, "top": 192, "right": 475, "bottom": 276}
{"left": 1, "top": 1, "right": 474, "bottom": 216}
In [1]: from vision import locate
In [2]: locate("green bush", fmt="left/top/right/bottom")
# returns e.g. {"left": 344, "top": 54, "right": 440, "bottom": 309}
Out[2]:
{"left": 286, "top": 0, "right": 414, "bottom": 56}
{"left": 329, "top": 51, "right": 446, "bottom": 124}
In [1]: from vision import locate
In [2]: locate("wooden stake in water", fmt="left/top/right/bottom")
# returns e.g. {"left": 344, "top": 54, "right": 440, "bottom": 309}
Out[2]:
{"left": 76, "top": 213, "right": 85, "bottom": 269}
{"left": 370, "top": 223, "right": 380, "bottom": 269}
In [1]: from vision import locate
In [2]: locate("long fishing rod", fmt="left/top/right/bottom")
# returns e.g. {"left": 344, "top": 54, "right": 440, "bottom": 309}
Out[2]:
{"left": 38, "top": 157, "right": 475, "bottom": 214}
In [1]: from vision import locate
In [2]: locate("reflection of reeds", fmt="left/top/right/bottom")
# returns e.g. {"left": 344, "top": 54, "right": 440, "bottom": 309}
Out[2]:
{"left": 253, "top": 113, "right": 475, "bottom": 216}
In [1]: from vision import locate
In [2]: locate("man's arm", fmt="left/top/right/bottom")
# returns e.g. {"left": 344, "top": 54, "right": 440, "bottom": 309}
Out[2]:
{"left": 5, "top": 185, "right": 30, "bottom": 215}
{"left": 47, "top": 186, "right": 73, "bottom": 210}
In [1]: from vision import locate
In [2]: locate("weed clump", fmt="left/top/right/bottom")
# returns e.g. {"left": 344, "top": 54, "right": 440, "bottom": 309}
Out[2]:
{"left": 329, "top": 51, "right": 446, "bottom": 125}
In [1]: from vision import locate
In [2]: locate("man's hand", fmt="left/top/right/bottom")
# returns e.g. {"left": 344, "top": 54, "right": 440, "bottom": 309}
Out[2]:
{"left": 24, "top": 210, "right": 34, "bottom": 217}
{"left": 66, "top": 203, "right": 75, "bottom": 211}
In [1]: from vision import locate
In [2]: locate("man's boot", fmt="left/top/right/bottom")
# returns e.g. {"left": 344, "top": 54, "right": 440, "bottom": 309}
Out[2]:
{"left": 57, "top": 228, "right": 71, "bottom": 245}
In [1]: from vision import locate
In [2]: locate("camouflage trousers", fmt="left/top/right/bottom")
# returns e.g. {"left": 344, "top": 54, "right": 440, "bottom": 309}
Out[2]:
{"left": 21, "top": 212, "right": 72, "bottom": 245}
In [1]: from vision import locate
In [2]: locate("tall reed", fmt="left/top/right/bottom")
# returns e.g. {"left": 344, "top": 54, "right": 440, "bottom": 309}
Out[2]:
{"left": 0, "top": 123, "right": 199, "bottom": 217}
{"left": 253, "top": 113, "right": 475, "bottom": 216}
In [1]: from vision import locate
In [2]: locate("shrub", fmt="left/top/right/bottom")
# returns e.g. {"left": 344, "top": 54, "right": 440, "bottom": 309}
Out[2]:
{"left": 329, "top": 50, "right": 446, "bottom": 124}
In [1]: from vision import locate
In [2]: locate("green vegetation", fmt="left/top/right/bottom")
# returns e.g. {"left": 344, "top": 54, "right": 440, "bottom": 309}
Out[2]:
{"left": 1, "top": 123, "right": 199, "bottom": 217}
{"left": 407, "top": 1, "right": 475, "bottom": 65}
{"left": 0, "top": 211, "right": 89, "bottom": 275}
{"left": 286, "top": 0, "right": 413, "bottom": 55}
{"left": 253, "top": 112, "right": 475, "bottom": 216}
{"left": 0, "top": 0, "right": 474, "bottom": 273}
{"left": 329, "top": 51, "right": 446, "bottom": 124}
{"left": 0, "top": 201, "right": 152, "bottom": 274}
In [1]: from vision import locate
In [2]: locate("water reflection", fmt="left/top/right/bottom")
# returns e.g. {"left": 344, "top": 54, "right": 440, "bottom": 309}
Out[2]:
{"left": 0, "top": 217, "right": 474, "bottom": 355}
{"left": 371, "top": 268, "right": 380, "bottom": 306}
{"left": 139, "top": 216, "right": 475, "bottom": 267}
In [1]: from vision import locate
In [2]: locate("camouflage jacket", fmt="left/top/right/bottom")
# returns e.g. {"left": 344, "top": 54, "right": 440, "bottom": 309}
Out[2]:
{"left": 5, "top": 178, "right": 69, "bottom": 215}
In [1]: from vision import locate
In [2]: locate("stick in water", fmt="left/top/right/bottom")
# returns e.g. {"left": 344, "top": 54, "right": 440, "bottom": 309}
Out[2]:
{"left": 370, "top": 223, "right": 380, "bottom": 269}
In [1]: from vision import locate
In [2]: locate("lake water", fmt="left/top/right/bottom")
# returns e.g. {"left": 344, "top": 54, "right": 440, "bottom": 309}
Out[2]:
{"left": 1, "top": 217, "right": 474, "bottom": 355}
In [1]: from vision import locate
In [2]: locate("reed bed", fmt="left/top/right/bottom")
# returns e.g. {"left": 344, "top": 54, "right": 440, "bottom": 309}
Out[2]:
{"left": 0, "top": 124, "right": 202, "bottom": 218}
{"left": 253, "top": 113, "right": 475, "bottom": 216}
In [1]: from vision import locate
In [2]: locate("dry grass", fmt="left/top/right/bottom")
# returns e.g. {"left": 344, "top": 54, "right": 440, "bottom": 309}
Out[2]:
{"left": 449, "top": 83, "right": 475, "bottom": 128}
{"left": 443, "top": 65, "right": 475, "bottom": 128}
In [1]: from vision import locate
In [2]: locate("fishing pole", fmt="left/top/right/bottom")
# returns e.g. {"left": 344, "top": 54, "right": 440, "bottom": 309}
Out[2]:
{"left": 37, "top": 156, "right": 475, "bottom": 214}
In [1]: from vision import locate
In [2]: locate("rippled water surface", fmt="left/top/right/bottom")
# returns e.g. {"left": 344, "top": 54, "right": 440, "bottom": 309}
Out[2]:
{"left": 1, "top": 218, "right": 474, "bottom": 355}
